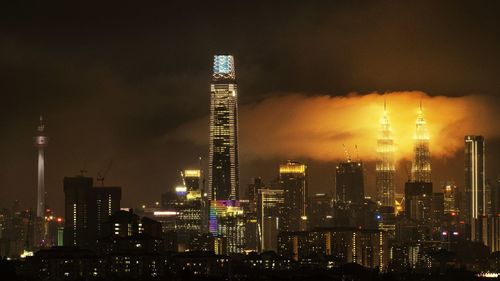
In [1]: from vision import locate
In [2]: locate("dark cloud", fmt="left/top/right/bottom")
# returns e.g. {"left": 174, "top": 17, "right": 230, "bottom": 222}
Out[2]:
{"left": 1, "top": 0, "right": 500, "bottom": 212}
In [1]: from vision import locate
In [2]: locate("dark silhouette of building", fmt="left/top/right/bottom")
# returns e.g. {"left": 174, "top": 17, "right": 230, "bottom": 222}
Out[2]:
{"left": 307, "top": 193, "right": 333, "bottom": 229}
{"left": 246, "top": 177, "right": 264, "bottom": 213}
{"left": 404, "top": 181, "right": 433, "bottom": 222}
{"left": 63, "top": 176, "right": 121, "bottom": 249}
{"left": 279, "top": 160, "right": 307, "bottom": 232}
{"left": 335, "top": 161, "right": 364, "bottom": 204}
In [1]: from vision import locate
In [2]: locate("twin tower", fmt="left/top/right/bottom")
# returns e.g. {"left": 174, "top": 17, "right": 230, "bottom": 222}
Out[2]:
{"left": 376, "top": 102, "right": 431, "bottom": 209}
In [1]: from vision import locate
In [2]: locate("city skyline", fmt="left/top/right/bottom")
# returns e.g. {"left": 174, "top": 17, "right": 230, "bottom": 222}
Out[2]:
{"left": 1, "top": 0, "right": 500, "bottom": 216}
{"left": 2, "top": 2, "right": 500, "bottom": 279}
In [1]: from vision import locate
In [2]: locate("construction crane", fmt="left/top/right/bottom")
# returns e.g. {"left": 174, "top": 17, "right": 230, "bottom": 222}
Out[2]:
{"left": 342, "top": 144, "right": 352, "bottom": 162}
{"left": 354, "top": 144, "right": 360, "bottom": 162}
{"left": 96, "top": 160, "right": 113, "bottom": 186}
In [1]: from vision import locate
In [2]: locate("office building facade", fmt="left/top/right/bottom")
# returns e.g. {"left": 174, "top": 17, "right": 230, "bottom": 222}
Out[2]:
{"left": 208, "top": 55, "right": 240, "bottom": 201}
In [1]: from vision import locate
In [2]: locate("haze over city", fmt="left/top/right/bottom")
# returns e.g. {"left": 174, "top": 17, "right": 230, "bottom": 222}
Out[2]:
{"left": 1, "top": 1, "right": 500, "bottom": 280}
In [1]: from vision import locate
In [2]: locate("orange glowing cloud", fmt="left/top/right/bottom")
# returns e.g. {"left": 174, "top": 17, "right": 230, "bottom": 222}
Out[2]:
{"left": 169, "top": 91, "right": 496, "bottom": 162}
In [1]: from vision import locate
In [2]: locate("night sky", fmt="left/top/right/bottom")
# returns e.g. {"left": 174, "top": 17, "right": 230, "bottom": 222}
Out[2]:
{"left": 1, "top": 1, "right": 500, "bottom": 214}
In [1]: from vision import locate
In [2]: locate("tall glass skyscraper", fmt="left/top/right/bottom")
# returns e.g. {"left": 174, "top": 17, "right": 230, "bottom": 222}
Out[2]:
{"left": 411, "top": 103, "right": 431, "bottom": 183}
{"left": 208, "top": 55, "right": 240, "bottom": 201}
{"left": 376, "top": 103, "right": 395, "bottom": 208}
{"left": 465, "top": 135, "right": 486, "bottom": 241}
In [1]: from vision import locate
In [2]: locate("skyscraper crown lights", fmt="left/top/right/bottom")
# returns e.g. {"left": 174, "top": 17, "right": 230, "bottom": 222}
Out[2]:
{"left": 213, "top": 55, "right": 235, "bottom": 80}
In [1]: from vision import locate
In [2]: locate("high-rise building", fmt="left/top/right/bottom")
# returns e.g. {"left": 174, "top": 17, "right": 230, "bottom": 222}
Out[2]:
{"left": 63, "top": 176, "right": 121, "bottom": 249}
{"left": 208, "top": 200, "right": 245, "bottom": 253}
{"left": 376, "top": 103, "right": 396, "bottom": 208}
{"left": 183, "top": 169, "right": 201, "bottom": 192}
{"left": 335, "top": 161, "right": 364, "bottom": 205}
{"left": 94, "top": 187, "right": 121, "bottom": 239}
{"left": 34, "top": 116, "right": 48, "bottom": 218}
{"left": 175, "top": 171, "right": 204, "bottom": 252}
{"left": 491, "top": 178, "right": 500, "bottom": 216}
{"left": 208, "top": 55, "right": 239, "bottom": 201}
{"left": 465, "top": 135, "right": 486, "bottom": 241}
{"left": 307, "top": 193, "right": 333, "bottom": 229}
{"left": 404, "top": 182, "right": 432, "bottom": 222}
{"left": 442, "top": 181, "right": 458, "bottom": 214}
{"left": 279, "top": 160, "right": 308, "bottom": 232}
{"left": 411, "top": 103, "right": 431, "bottom": 183}
{"left": 257, "top": 188, "right": 284, "bottom": 252}
{"left": 277, "top": 228, "right": 388, "bottom": 269}
{"left": 246, "top": 177, "right": 265, "bottom": 213}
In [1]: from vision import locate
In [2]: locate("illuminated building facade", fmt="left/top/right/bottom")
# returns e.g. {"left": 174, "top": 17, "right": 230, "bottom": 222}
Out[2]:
{"left": 335, "top": 161, "right": 364, "bottom": 205}
{"left": 376, "top": 104, "right": 396, "bottom": 208}
{"left": 209, "top": 200, "right": 245, "bottom": 253}
{"left": 208, "top": 55, "right": 239, "bottom": 201}
{"left": 465, "top": 135, "right": 486, "bottom": 241}
{"left": 183, "top": 169, "right": 201, "bottom": 192}
{"left": 279, "top": 161, "right": 308, "bottom": 232}
{"left": 442, "top": 181, "right": 458, "bottom": 214}
{"left": 277, "top": 228, "right": 388, "bottom": 270}
{"left": 175, "top": 172, "right": 204, "bottom": 251}
{"left": 411, "top": 103, "right": 431, "bottom": 183}
{"left": 257, "top": 188, "right": 284, "bottom": 252}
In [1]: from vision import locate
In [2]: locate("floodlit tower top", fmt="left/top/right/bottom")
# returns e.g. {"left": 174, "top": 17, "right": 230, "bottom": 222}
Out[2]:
{"left": 212, "top": 55, "right": 235, "bottom": 81}
{"left": 35, "top": 116, "right": 48, "bottom": 147}
{"left": 415, "top": 101, "right": 429, "bottom": 140}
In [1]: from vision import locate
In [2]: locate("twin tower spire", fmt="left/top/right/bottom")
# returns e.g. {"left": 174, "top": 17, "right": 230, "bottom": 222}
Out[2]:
{"left": 376, "top": 100, "right": 431, "bottom": 209}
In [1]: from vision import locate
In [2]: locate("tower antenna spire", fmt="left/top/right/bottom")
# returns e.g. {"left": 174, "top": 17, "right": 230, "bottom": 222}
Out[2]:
{"left": 34, "top": 115, "right": 49, "bottom": 219}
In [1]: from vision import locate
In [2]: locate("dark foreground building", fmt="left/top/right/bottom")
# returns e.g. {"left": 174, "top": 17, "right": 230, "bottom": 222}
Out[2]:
{"left": 63, "top": 176, "right": 121, "bottom": 250}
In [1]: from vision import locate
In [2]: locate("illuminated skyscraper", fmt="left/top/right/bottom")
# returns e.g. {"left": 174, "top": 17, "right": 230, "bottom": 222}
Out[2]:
{"left": 442, "top": 181, "right": 458, "bottom": 214}
{"left": 376, "top": 103, "right": 396, "bottom": 208}
{"left": 34, "top": 116, "right": 48, "bottom": 218}
{"left": 279, "top": 160, "right": 307, "bottom": 232}
{"left": 257, "top": 188, "right": 284, "bottom": 252}
{"left": 465, "top": 135, "right": 486, "bottom": 240}
{"left": 183, "top": 169, "right": 201, "bottom": 192}
{"left": 208, "top": 55, "right": 239, "bottom": 201}
{"left": 208, "top": 200, "right": 245, "bottom": 253}
{"left": 411, "top": 103, "right": 431, "bottom": 183}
